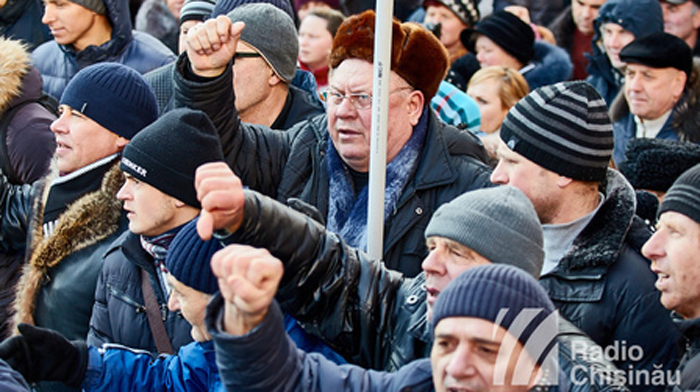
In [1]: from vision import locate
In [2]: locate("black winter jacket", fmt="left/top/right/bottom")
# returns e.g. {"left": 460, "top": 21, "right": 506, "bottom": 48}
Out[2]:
{"left": 173, "top": 55, "right": 493, "bottom": 277}
{"left": 87, "top": 231, "right": 193, "bottom": 354}
{"left": 539, "top": 169, "right": 681, "bottom": 391}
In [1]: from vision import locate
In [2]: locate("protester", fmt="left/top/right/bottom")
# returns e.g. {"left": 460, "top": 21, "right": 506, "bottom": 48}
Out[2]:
{"left": 86, "top": 108, "right": 223, "bottom": 355}
{"left": 461, "top": 10, "right": 573, "bottom": 90}
{"left": 585, "top": 0, "right": 664, "bottom": 106}
{"left": 491, "top": 80, "right": 680, "bottom": 390}
{"left": 659, "top": 0, "right": 700, "bottom": 56}
{"left": 548, "top": 0, "right": 608, "bottom": 80}
{"left": 175, "top": 9, "right": 492, "bottom": 277}
{"left": 610, "top": 31, "right": 700, "bottom": 166}
{"left": 0, "top": 0, "right": 51, "bottom": 50}
{"left": 33, "top": 0, "right": 176, "bottom": 100}
{"left": 422, "top": 0, "right": 480, "bottom": 65}
{"left": 642, "top": 163, "right": 700, "bottom": 390}
{"left": 6, "top": 63, "right": 157, "bottom": 392}
{"left": 298, "top": 7, "right": 345, "bottom": 94}
{"left": 0, "top": 37, "right": 57, "bottom": 341}
{"left": 135, "top": 0, "right": 184, "bottom": 53}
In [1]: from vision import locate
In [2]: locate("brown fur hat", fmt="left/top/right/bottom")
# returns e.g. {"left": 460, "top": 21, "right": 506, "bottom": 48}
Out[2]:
{"left": 328, "top": 10, "right": 448, "bottom": 100}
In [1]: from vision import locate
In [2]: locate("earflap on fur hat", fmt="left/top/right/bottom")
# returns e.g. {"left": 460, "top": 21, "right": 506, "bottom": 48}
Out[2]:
{"left": 328, "top": 10, "right": 448, "bottom": 100}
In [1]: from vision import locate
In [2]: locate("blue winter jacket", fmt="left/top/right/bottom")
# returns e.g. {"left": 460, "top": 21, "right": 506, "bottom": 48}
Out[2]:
{"left": 522, "top": 41, "right": 572, "bottom": 90}
{"left": 31, "top": 0, "right": 176, "bottom": 100}
{"left": 81, "top": 341, "right": 222, "bottom": 392}
{"left": 585, "top": 0, "right": 663, "bottom": 106}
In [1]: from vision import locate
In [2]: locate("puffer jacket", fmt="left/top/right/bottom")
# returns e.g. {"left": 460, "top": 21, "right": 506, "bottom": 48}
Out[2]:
{"left": 539, "top": 169, "right": 681, "bottom": 391}
{"left": 0, "top": 0, "right": 51, "bottom": 51}
{"left": 173, "top": 55, "right": 493, "bottom": 277}
{"left": 81, "top": 341, "right": 221, "bottom": 392}
{"left": 213, "top": 189, "right": 628, "bottom": 391}
{"left": 0, "top": 38, "right": 56, "bottom": 341}
{"left": 609, "top": 59, "right": 700, "bottom": 166}
{"left": 206, "top": 296, "right": 573, "bottom": 392}
{"left": 31, "top": 0, "right": 176, "bottom": 100}
{"left": 522, "top": 40, "right": 573, "bottom": 90}
{"left": 87, "top": 231, "right": 194, "bottom": 355}
{"left": 585, "top": 0, "right": 663, "bottom": 106}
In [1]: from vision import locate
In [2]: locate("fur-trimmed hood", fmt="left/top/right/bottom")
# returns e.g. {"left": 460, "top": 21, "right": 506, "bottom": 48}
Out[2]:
{"left": 557, "top": 168, "right": 650, "bottom": 272}
{"left": 12, "top": 161, "right": 125, "bottom": 329}
{"left": 522, "top": 40, "right": 573, "bottom": 90}
{"left": 610, "top": 58, "right": 700, "bottom": 143}
{"left": 0, "top": 37, "right": 30, "bottom": 112}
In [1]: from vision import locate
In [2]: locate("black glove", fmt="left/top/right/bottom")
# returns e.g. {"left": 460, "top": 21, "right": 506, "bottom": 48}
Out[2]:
{"left": 0, "top": 323, "right": 88, "bottom": 387}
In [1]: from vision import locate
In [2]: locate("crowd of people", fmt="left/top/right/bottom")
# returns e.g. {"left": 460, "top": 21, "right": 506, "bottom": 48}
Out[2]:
{"left": 0, "top": 0, "right": 700, "bottom": 390}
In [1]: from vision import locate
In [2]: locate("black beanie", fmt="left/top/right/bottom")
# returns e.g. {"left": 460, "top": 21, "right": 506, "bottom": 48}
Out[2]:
{"left": 120, "top": 108, "right": 224, "bottom": 208}
{"left": 461, "top": 10, "right": 535, "bottom": 66}
{"left": 432, "top": 264, "right": 556, "bottom": 363}
{"left": 619, "top": 32, "right": 693, "bottom": 78}
{"left": 500, "top": 81, "right": 613, "bottom": 182}
{"left": 658, "top": 163, "right": 700, "bottom": 224}
{"left": 165, "top": 217, "right": 222, "bottom": 294}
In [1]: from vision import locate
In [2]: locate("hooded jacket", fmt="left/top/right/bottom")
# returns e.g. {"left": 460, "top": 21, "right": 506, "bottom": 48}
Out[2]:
{"left": 0, "top": 38, "right": 56, "bottom": 341}
{"left": 609, "top": 59, "right": 700, "bottom": 166}
{"left": 31, "top": 0, "right": 176, "bottom": 100}
{"left": 585, "top": 0, "right": 664, "bottom": 106}
{"left": 0, "top": 0, "right": 51, "bottom": 51}
{"left": 539, "top": 169, "right": 681, "bottom": 391}
{"left": 172, "top": 55, "right": 494, "bottom": 277}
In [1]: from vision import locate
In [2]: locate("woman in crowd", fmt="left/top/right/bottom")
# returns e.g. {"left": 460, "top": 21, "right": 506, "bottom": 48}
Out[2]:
{"left": 298, "top": 7, "right": 345, "bottom": 94}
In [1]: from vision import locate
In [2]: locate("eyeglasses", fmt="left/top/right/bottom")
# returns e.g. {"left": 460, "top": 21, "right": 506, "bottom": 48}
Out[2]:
{"left": 233, "top": 52, "right": 261, "bottom": 60}
{"left": 321, "top": 87, "right": 413, "bottom": 110}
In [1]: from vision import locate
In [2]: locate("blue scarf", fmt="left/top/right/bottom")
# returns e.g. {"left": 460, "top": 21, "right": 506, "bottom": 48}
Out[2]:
{"left": 326, "top": 108, "right": 428, "bottom": 251}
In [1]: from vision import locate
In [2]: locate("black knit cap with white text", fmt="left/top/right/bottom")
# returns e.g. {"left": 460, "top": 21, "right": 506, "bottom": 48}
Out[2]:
{"left": 500, "top": 81, "right": 613, "bottom": 182}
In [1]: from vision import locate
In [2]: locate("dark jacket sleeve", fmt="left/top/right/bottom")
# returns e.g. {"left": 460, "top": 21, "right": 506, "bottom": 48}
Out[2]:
{"left": 205, "top": 295, "right": 431, "bottom": 392}
{"left": 172, "top": 54, "right": 296, "bottom": 198}
{"left": 0, "top": 178, "right": 34, "bottom": 254}
{"left": 217, "top": 190, "right": 406, "bottom": 369}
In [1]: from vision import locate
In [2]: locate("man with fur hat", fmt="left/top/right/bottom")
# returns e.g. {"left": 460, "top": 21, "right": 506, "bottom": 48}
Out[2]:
{"left": 0, "top": 37, "right": 57, "bottom": 341}
{"left": 491, "top": 80, "right": 680, "bottom": 390}
{"left": 85, "top": 108, "right": 224, "bottom": 357}
{"left": 610, "top": 31, "right": 700, "bottom": 166}
{"left": 1, "top": 62, "right": 158, "bottom": 392}
{"left": 585, "top": 0, "right": 664, "bottom": 106}
{"left": 176, "top": 8, "right": 492, "bottom": 277}
{"left": 189, "top": 162, "right": 624, "bottom": 390}
{"left": 643, "top": 163, "right": 700, "bottom": 390}
{"left": 33, "top": 0, "right": 176, "bottom": 101}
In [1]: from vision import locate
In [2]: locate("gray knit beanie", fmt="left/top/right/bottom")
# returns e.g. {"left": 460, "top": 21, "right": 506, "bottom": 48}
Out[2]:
{"left": 432, "top": 264, "right": 556, "bottom": 361}
{"left": 166, "top": 217, "right": 222, "bottom": 294}
{"left": 70, "top": 0, "right": 107, "bottom": 14}
{"left": 658, "top": 163, "right": 700, "bottom": 224}
{"left": 227, "top": 3, "right": 298, "bottom": 83}
{"left": 425, "top": 186, "right": 543, "bottom": 278}
{"left": 500, "top": 81, "right": 614, "bottom": 182}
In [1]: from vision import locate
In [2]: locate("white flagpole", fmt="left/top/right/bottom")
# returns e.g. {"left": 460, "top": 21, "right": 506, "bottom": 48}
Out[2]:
{"left": 366, "top": 1, "right": 394, "bottom": 259}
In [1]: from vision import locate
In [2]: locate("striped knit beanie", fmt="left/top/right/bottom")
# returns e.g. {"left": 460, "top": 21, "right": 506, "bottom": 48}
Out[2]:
{"left": 500, "top": 81, "right": 613, "bottom": 182}
{"left": 432, "top": 264, "right": 556, "bottom": 361}
{"left": 180, "top": 0, "right": 215, "bottom": 24}
{"left": 658, "top": 163, "right": 700, "bottom": 224}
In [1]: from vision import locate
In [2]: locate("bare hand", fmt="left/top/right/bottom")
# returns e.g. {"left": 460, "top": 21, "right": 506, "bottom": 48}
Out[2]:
{"left": 186, "top": 16, "right": 245, "bottom": 77}
{"left": 211, "top": 245, "right": 284, "bottom": 335}
{"left": 195, "top": 162, "right": 245, "bottom": 240}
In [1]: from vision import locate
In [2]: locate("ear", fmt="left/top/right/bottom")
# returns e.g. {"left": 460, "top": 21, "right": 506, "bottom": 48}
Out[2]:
{"left": 268, "top": 73, "right": 283, "bottom": 87}
{"left": 556, "top": 175, "right": 573, "bottom": 189}
{"left": 673, "top": 70, "right": 688, "bottom": 99}
{"left": 407, "top": 90, "right": 425, "bottom": 126}
{"left": 116, "top": 136, "right": 129, "bottom": 150}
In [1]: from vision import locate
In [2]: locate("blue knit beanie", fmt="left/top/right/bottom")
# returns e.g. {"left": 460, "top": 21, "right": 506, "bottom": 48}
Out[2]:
{"left": 120, "top": 108, "right": 224, "bottom": 208}
{"left": 432, "top": 264, "right": 556, "bottom": 358}
{"left": 60, "top": 63, "right": 158, "bottom": 140}
{"left": 165, "top": 217, "right": 222, "bottom": 295}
